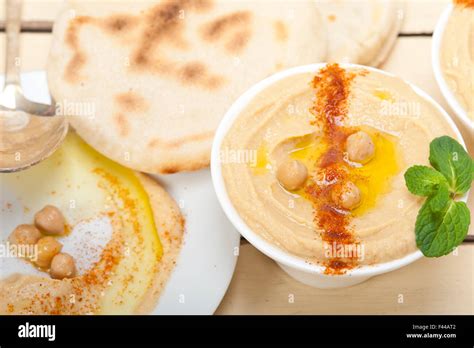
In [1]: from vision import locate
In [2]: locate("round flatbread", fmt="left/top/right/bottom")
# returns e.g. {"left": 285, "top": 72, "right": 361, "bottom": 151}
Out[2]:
{"left": 317, "top": 0, "right": 404, "bottom": 66}
{"left": 47, "top": 0, "right": 327, "bottom": 174}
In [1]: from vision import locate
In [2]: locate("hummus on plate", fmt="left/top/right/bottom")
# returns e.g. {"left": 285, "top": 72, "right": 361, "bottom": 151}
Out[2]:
{"left": 440, "top": 0, "right": 474, "bottom": 121}
{"left": 221, "top": 64, "right": 456, "bottom": 273}
{"left": 0, "top": 134, "right": 183, "bottom": 314}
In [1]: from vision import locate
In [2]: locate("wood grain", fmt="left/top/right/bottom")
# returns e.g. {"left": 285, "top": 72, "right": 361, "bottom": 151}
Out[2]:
{"left": 0, "top": 0, "right": 451, "bottom": 34}
{"left": 216, "top": 244, "right": 474, "bottom": 314}
{"left": 0, "top": 0, "right": 471, "bottom": 315}
{"left": 400, "top": 0, "right": 450, "bottom": 33}
{"left": 0, "top": 0, "right": 62, "bottom": 22}
{"left": 0, "top": 20, "right": 52, "bottom": 32}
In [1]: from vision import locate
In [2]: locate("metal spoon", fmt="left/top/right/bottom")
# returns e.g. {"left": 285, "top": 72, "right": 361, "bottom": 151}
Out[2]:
{"left": 0, "top": 0, "right": 67, "bottom": 172}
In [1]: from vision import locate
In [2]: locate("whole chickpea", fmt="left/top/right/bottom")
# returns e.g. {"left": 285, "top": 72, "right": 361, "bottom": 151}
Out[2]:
{"left": 34, "top": 205, "right": 66, "bottom": 236}
{"left": 9, "top": 224, "right": 42, "bottom": 246}
{"left": 35, "top": 236, "right": 63, "bottom": 269}
{"left": 50, "top": 253, "right": 77, "bottom": 280}
{"left": 331, "top": 181, "right": 362, "bottom": 211}
{"left": 276, "top": 159, "right": 308, "bottom": 191}
{"left": 346, "top": 131, "right": 375, "bottom": 164}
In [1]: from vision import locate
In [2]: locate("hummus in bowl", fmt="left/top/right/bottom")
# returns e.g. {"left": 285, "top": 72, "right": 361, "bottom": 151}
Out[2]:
{"left": 211, "top": 63, "right": 466, "bottom": 288}
{"left": 433, "top": 1, "right": 474, "bottom": 129}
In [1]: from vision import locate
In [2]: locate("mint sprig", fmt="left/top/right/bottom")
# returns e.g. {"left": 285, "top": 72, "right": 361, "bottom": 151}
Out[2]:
{"left": 404, "top": 136, "right": 474, "bottom": 257}
{"left": 415, "top": 198, "right": 470, "bottom": 257}
{"left": 404, "top": 165, "right": 448, "bottom": 196}
{"left": 429, "top": 136, "right": 474, "bottom": 195}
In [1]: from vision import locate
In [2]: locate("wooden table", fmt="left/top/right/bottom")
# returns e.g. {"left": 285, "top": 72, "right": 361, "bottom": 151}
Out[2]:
{"left": 1, "top": 0, "right": 472, "bottom": 315}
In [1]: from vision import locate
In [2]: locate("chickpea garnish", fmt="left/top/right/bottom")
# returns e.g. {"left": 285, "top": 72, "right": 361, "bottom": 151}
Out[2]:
{"left": 276, "top": 159, "right": 308, "bottom": 191}
{"left": 346, "top": 131, "right": 375, "bottom": 164}
{"left": 9, "top": 224, "right": 42, "bottom": 246}
{"left": 35, "top": 236, "right": 63, "bottom": 269}
{"left": 34, "top": 205, "right": 66, "bottom": 236}
{"left": 50, "top": 253, "right": 77, "bottom": 280}
{"left": 331, "top": 181, "right": 362, "bottom": 211}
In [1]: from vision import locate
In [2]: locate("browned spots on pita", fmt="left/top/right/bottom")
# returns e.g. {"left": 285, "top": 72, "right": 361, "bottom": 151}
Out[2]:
{"left": 225, "top": 30, "right": 251, "bottom": 54}
{"left": 180, "top": 62, "right": 224, "bottom": 89}
{"left": 328, "top": 14, "right": 336, "bottom": 22}
{"left": 205, "top": 76, "right": 225, "bottom": 89}
{"left": 181, "top": 62, "right": 205, "bottom": 80}
{"left": 190, "top": 0, "right": 214, "bottom": 12}
{"left": 64, "top": 16, "right": 93, "bottom": 83}
{"left": 131, "top": 0, "right": 194, "bottom": 67}
{"left": 66, "top": 16, "right": 92, "bottom": 47}
{"left": 114, "top": 113, "right": 130, "bottom": 137}
{"left": 64, "top": 14, "right": 138, "bottom": 83}
{"left": 201, "top": 11, "right": 253, "bottom": 54}
{"left": 159, "top": 156, "right": 210, "bottom": 174}
{"left": 115, "top": 92, "right": 148, "bottom": 112}
{"left": 201, "top": 11, "right": 251, "bottom": 41}
{"left": 63, "top": 0, "right": 224, "bottom": 89}
{"left": 64, "top": 53, "right": 86, "bottom": 84}
{"left": 147, "top": 130, "right": 214, "bottom": 150}
{"left": 102, "top": 14, "right": 138, "bottom": 33}
{"left": 273, "top": 20, "right": 288, "bottom": 42}
{"left": 160, "top": 166, "right": 180, "bottom": 174}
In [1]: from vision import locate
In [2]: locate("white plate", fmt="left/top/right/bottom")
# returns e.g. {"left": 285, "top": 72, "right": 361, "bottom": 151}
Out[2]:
{"left": 0, "top": 71, "right": 240, "bottom": 315}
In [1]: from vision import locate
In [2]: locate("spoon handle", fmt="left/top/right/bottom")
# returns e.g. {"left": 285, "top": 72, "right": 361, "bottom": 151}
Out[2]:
{"left": 4, "top": 0, "right": 22, "bottom": 86}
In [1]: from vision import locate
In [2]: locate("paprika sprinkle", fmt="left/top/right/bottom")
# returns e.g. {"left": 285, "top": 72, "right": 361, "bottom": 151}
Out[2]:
{"left": 305, "top": 64, "right": 361, "bottom": 274}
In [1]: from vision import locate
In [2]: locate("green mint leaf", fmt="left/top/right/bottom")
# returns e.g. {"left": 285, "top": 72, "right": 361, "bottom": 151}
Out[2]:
{"left": 429, "top": 136, "right": 474, "bottom": 195}
{"left": 428, "top": 182, "right": 450, "bottom": 212}
{"left": 471, "top": 156, "right": 474, "bottom": 174}
{"left": 415, "top": 198, "right": 471, "bottom": 257}
{"left": 404, "top": 165, "right": 449, "bottom": 196}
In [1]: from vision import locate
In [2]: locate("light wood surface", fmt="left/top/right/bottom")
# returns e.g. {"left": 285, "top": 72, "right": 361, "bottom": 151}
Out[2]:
{"left": 0, "top": 0, "right": 472, "bottom": 315}
{"left": 401, "top": 0, "right": 450, "bottom": 33}
{"left": 0, "top": 0, "right": 451, "bottom": 33}
{"left": 216, "top": 244, "right": 473, "bottom": 314}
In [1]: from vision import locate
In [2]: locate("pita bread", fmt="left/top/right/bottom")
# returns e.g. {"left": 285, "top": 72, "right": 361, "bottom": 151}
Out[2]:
{"left": 47, "top": 0, "right": 327, "bottom": 174}
{"left": 318, "top": 0, "right": 404, "bottom": 66}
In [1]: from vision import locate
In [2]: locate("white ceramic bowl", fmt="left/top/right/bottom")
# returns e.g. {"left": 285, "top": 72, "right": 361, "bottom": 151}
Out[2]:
{"left": 432, "top": 4, "right": 473, "bottom": 130}
{"left": 211, "top": 63, "right": 468, "bottom": 289}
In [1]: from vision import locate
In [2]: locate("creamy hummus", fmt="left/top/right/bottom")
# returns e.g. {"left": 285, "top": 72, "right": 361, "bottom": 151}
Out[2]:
{"left": 0, "top": 134, "right": 183, "bottom": 314}
{"left": 0, "top": 176, "right": 182, "bottom": 315}
{"left": 221, "top": 65, "right": 456, "bottom": 270}
{"left": 440, "top": 1, "right": 474, "bottom": 121}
